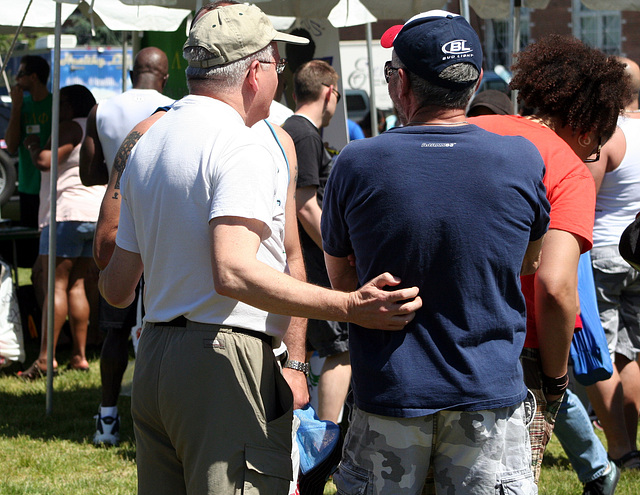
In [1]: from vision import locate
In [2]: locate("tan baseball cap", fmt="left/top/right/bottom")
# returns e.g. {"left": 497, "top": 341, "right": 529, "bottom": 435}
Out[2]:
{"left": 184, "top": 4, "right": 309, "bottom": 69}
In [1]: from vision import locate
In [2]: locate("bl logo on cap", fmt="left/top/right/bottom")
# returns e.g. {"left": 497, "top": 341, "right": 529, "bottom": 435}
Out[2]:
{"left": 442, "top": 40, "right": 472, "bottom": 55}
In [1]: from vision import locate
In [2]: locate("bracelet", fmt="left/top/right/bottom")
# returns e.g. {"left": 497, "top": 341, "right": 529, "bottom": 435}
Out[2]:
{"left": 283, "top": 359, "right": 309, "bottom": 376}
{"left": 541, "top": 371, "right": 569, "bottom": 396}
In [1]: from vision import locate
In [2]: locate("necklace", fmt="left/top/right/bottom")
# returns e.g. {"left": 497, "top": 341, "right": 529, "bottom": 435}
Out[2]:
{"left": 626, "top": 109, "right": 640, "bottom": 113}
{"left": 525, "top": 115, "right": 554, "bottom": 131}
{"left": 405, "top": 121, "right": 469, "bottom": 126}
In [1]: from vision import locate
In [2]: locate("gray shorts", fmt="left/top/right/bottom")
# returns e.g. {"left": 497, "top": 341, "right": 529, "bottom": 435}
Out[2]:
{"left": 132, "top": 320, "right": 294, "bottom": 495}
{"left": 591, "top": 245, "right": 640, "bottom": 361}
{"left": 334, "top": 404, "right": 536, "bottom": 495}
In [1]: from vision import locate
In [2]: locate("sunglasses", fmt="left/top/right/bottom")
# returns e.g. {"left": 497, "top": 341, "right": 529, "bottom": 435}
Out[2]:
{"left": 384, "top": 61, "right": 400, "bottom": 84}
{"left": 321, "top": 83, "right": 341, "bottom": 103}
{"left": 260, "top": 58, "right": 287, "bottom": 74}
{"left": 16, "top": 70, "right": 30, "bottom": 79}
{"left": 583, "top": 136, "right": 602, "bottom": 163}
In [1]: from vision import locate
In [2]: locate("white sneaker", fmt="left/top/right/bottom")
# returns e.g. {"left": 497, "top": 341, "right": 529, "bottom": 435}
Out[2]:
{"left": 93, "top": 411, "right": 120, "bottom": 446}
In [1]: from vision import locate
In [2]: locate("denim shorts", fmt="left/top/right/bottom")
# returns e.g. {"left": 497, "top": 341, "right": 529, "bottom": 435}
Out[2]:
{"left": 39, "top": 221, "right": 96, "bottom": 258}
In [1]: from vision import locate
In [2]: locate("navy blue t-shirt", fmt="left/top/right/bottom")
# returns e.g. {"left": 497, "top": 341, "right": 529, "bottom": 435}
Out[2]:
{"left": 321, "top": 124, "right": 550, "bottom": 417}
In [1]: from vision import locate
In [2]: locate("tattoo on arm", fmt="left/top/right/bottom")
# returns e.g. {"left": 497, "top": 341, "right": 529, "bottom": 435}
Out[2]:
{"left": 113, "top": 130, "right": 142, "bottom": 195}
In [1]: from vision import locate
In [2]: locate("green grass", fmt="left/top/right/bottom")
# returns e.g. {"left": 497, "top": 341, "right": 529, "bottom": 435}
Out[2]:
{"left": 0, "top": 340, "right": 137, "bottom": 494}
{"left": 2, "top": 271, "right": 639, "bottom": 493}
{"left": 3, "top": 350, "right": 639, "bottom": 495}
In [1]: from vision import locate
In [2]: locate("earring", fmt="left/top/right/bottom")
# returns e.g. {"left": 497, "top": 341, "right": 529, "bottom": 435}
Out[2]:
{"left": 578, "top": 134, "right": 592, "bottom": 148}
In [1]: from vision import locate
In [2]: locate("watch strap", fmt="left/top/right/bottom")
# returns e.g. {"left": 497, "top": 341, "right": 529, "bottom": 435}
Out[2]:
{"left": 283, "top": 359, "right": 309, "bottom": 376}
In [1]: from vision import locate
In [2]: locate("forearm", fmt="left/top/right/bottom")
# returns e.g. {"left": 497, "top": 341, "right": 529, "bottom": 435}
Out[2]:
{"left": 534, "top": 284, "right": 576, "bottom": 379}
{"left": 215, "top": 250, "right": 350, "bottom": 323}
{"left": 5, "top": 109, "right": 22, "bottom": 154}
{"left": 79, "top": 143, "right": 108, "bottom": 185}
{"left": 296, "top": 187, "right": 323, "bottom": 249}
{"left": 521, "top": 236, "right": 544, "bottom": 276}
{"left": 325, "top": 252, "right": 359, "bottom": 292}
{"left": 212, "top": 218, "right": 421, "bottom": 330}
{"left": 99, "top": 246, "right": 143, "bottom": 307}
{"left": 28, "top": 145, "right": 51, "bottom": 171}
{"left": 297, "top": 207, "right": 323, "bottom": 249}
{"left": 93, "top": 187, "right": 121, "bottom": 269}
{"left": 533, "top": 230, "right": 582, "bottom": 379}
{"left": 282, "top": 243, "right": 307, "bottom": 362}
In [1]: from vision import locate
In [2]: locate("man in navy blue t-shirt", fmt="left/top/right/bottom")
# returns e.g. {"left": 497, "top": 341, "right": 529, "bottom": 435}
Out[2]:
{"left": 321, "top": 10, "right": 550, "bottom": 494}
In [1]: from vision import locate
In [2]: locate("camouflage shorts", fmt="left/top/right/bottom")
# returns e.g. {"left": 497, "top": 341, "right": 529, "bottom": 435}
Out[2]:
{"left": 334, "top": 403, "right": 537, "bottom": 495}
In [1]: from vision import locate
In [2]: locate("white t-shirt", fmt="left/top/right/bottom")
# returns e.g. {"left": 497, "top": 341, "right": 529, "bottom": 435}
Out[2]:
{"left": 116, "top": 95, "right": 291, "bottom": 339}
{"left": 96, "top": 88, "right": 174, "bottom": 175}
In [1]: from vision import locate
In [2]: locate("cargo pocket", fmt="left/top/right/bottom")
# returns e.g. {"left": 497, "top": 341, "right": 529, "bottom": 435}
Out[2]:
{"left": 333, "top": 461, "right": 372, "bottom": 495}
{"left": 495, "top": 468, "right": 536, "bottom": 495}
{"left": 243, "top": 444, "right": 292, "bottom": 495}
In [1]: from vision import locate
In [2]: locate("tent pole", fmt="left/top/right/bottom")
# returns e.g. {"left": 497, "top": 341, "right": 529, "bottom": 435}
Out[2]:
{"left": 366, "top": 22, "right": 378, "bottom": 137}
{"left": 0, "top": 55, "right": 11, "bottom": 94}
{"left": 122, "top": 32, "right": 128, "bottom": 93}
{"left": 512, "top": 0, "right": 521, "bottom": 114}
{"left": 460, "top": 0, "right": 470, "bottom": 22}
{"left": 46, "top": 0, "right": 62, "bottom": 416}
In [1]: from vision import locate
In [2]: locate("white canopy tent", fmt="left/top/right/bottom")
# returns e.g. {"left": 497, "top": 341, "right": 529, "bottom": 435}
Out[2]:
{"left": 1, "top": 0, "right": 190, "bottom": 414}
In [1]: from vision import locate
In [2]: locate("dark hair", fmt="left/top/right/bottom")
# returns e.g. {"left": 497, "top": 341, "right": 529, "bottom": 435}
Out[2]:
{"left": 60, "top": 85, "right": 96, "bottom": 119}
{"left": 286, "top": 28, "right": 316, "bottom": 73}
{"left": 20, "top": 55, "right": 50, "bottom": 85}
{"left": 510, "top": 34, "right": 631, "bottom": 141}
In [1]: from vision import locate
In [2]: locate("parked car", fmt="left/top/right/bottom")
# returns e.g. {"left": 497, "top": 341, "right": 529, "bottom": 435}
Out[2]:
{"left": 345, "top": 89, "right": 370, "bottom": 123}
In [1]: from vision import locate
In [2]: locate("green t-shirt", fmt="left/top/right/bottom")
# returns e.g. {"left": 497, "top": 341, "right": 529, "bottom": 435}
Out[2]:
{"left": 18, "top": 93, "right": 52, "bottom": 195}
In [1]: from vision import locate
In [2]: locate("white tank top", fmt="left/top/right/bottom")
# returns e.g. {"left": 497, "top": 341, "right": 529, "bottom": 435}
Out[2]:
{"left": 593, "top": 116, "right": 640, "bottom": 247}
{"left": 96, "top": 88, "right": 174, "bottom": 175}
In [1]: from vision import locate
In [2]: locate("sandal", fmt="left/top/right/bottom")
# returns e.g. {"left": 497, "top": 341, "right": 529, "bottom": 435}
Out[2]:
{"left": 66, "top": 363, "right": 90, "bottom": 372}
{"left": 608, "top": 450, "right": 640, "bottom": 470}
{"left": 17, "top": 361, "right": 58, "bottom": 381}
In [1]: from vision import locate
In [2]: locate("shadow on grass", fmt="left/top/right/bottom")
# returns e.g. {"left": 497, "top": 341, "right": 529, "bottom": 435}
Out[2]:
{"left": 0, "top": 341, "right": 136, "bottom": 463}
{"left": 541, "top": 451, "right": 573, "bottom": 470}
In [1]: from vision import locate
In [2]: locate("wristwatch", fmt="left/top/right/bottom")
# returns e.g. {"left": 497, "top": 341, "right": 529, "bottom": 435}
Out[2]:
{"left": 283, "top": 359, "right": 309, "bottom": 376}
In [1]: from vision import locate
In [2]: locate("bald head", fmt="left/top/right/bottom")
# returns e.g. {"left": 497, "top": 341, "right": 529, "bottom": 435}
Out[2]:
{"left": 616, "top": 56, "right": 640, "bottom": 108}
{"left": 131, "top": 47, "right": 169, "bottom": 91}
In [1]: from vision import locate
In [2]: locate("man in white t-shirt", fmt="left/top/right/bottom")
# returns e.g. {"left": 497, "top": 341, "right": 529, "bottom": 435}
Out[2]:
{"left": 98, "top": 4, "right": 422, "bottom": 494}
{"left": 79, "top": 46, "right": 173, "bottom": 446}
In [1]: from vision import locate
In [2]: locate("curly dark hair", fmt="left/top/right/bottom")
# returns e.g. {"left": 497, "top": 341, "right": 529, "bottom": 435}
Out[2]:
{"left": 510, "top": 34, "right": 631, "bottom": 141}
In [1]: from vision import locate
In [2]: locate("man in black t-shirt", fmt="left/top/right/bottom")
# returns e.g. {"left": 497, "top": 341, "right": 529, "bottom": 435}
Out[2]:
{"left": 282, "top": 59, "right": 349, "bottom": 424}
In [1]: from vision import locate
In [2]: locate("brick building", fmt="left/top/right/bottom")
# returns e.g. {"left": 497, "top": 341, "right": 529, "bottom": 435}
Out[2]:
{"left": 339, "top": 0, "right": 640, "bottom": 72}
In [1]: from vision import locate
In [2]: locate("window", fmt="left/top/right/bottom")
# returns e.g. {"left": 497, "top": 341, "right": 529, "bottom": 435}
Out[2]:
{"left": 484, "top": 9, "right": 531, "bottom": 70}
{"left": 572, "top": 0, "right": 621, "bottom": 55}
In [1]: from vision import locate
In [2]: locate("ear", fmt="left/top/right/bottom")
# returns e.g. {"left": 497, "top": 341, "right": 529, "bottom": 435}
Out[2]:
{"left": 246, "top": 60, "right": 261, "bottom": 92}
{"left": 323, "top": 84, "right": 333, "bottom": 103}
{"left": 577, "top": 132, "right": 593, "bottom": 149}
{"left": 474, "top": 68, "right": 484, "bottom": 93}
{"left": 398, "top": 68, "right": 411, "bottom": 97}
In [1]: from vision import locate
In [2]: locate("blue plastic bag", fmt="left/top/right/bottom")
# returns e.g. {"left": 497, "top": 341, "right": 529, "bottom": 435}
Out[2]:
{"left": 294, "top": 404, "right": 340, "bottom": 475}
{"left": 572, "top": 251, "right": 613, "bottom": 386}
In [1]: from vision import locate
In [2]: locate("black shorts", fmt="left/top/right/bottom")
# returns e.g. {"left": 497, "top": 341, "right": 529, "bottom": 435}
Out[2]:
{"left": 303, "top": 243, "right": 349, "bottom": 358}
{"left": 98, "top": 280, "right": 142, "bottom": 334}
